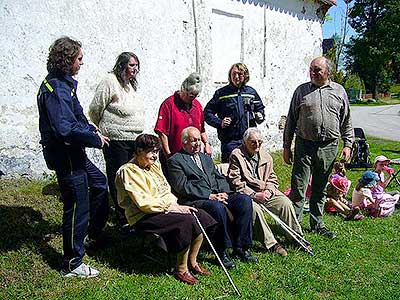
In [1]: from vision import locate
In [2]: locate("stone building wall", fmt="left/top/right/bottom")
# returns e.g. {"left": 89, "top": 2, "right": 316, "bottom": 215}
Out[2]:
{"left": 0, "top": 0, "right": 325, "bottom": 178}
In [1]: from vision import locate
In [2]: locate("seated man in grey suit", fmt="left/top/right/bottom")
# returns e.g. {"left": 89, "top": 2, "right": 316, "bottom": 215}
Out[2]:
{"left": 227, "top": 128, "right": 304, "bottom": 256}
{"left": 167, "top": 126, "right": 257, "bottom": 269}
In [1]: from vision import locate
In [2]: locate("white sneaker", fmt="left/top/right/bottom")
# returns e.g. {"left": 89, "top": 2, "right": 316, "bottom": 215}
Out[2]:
{"left": 61, "top": 263, "right": 99, "bottom": 278}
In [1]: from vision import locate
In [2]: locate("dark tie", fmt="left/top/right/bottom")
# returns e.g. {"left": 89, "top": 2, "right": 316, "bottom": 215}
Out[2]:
{"left": 193, "top": 153, "right": 204, "bottom": 172}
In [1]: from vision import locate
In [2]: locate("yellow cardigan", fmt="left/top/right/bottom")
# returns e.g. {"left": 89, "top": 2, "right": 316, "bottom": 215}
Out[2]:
{"left": 115, "top": 162, "right": 177, "bottom": 225}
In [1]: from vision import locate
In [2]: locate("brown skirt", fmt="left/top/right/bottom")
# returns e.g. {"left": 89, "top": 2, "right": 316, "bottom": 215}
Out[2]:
{"left": 135, "top": 209, "right": 216, "bottom": 253}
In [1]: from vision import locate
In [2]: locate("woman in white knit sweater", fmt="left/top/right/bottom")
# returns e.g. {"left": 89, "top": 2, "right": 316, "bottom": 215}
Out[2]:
{"left": 89, "top": 52, "right": 144, "bottom": 230}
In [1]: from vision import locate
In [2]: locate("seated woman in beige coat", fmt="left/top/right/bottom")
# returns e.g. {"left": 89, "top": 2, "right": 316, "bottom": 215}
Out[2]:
{"left": 227, "top": 128, "right": 303, "bottom": 256}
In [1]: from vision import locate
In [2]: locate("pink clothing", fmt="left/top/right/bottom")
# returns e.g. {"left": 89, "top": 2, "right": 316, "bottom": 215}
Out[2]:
{"left": 351, "top": 188, "right": 373, "bottom": 209}
{"left": 331, "top": 174, "right": 350, "bottom": 195}
{"left": 370, "top": 171, "right": 398, "bottom": 217}
{"left": 371, "top": 172, "right": 385, "bottom": 197}
{"left": 284, "top": 176, "right": 312, "bottom": 199}
{"left": 154, "top": 92, "right": 205, "bottom": 155}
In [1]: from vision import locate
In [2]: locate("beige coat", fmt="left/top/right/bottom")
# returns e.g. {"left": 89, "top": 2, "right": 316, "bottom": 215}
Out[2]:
{"left": 228, "top": 145, "right": 284, "bottom": 198}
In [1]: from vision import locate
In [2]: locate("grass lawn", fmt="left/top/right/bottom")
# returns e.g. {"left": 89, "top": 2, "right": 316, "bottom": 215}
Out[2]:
{"left": 1, "top": 137, "right": 400, "bottom": 300}
{"left": 350, "top": 97, "right": 400, "bottom": 106}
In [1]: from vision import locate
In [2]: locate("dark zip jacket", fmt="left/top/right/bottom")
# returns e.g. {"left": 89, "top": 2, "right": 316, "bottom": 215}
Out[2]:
{"left": 204, "top": 83, "right": 265, "bottom": 143}
{"left": 37, "top": 73, "right": 101, "bottom": 171}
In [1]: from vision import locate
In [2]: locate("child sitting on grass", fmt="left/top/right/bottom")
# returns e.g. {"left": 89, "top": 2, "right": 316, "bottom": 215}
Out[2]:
{"left": 326, "top": 161, "right": 350, "bottom": 211}
{"left": 351, "top": 171, "right": 379, "bottom": 216}
{"left": 371, "top": 155, "right": 399, "bottom": 217}
{"left": 325, "top": 176, "right": 362, "bottom": 220}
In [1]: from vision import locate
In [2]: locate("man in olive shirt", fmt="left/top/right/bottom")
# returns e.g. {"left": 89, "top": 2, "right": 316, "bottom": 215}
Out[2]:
{"left": 283, "top": 57, "right": 353, "bottom": 238}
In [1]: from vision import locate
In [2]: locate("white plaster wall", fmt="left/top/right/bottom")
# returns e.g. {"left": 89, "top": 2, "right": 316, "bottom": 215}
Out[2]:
{"left": 0, "top": 0, "right": 323, "bottom": 178}
{"left": 197, "top": 0, "right": 323, "bottom": 151}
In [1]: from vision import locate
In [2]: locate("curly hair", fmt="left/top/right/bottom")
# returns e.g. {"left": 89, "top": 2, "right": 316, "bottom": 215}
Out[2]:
{"left": 112, "top": 52, "right": 140, "bottom": 90}
{"left": 134, "top": 134, "right": 161, "bottom": 155}
{"left": 228, "top": 62, "right": 250, "bottom": 86}
{"left": 46, "top": 37, "right": 82, "bottom": 75}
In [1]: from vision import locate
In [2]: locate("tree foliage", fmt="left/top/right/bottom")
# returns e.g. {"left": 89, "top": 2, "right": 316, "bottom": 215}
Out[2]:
{"left": 344, "top": 72, "right": 365, "bottom": 91}
{"left": 345, "top": 0, "right": 400, "bottom": 98}
{"left": 325, "top": 35, "right": 346, "bottom": 85}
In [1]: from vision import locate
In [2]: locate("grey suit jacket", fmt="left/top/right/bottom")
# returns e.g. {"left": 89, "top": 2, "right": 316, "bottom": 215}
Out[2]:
{"left": 167, "top": 149, "right": 232, "bottom": 203}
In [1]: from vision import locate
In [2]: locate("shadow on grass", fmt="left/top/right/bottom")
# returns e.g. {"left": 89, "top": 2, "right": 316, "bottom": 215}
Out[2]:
{"left": 0, "top": 203, "right": 176, "bottom": 276}
{"left": 39, "top": 182, "right": 174, "bottom": 274}
{"left": 83, "top": 227, "right": 177, "bottom": 276}
{"left": 41, "top": 182, "right": 61, "bottom": 197}
{"left": 0, "top": 205, "right": 61, "bottom": 270}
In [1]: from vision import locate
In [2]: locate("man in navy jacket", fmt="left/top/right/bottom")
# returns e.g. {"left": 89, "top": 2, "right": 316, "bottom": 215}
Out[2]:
{"left": 37, "top": 37, "right": 109, "bottom": 278}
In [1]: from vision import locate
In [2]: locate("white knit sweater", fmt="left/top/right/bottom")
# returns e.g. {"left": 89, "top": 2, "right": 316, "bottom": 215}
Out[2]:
{"left": 89, "top": 73, "right": 144, "bottom": 141}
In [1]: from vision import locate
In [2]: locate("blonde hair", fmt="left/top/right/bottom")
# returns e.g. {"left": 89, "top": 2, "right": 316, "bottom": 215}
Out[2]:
{"left": 228, "top": 63, "right": 249, "bottom": 85}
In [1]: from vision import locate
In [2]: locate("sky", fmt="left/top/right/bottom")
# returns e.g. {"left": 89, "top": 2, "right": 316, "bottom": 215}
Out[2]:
{"left": 322, "top": 0, "right": 356, "bottom": 42}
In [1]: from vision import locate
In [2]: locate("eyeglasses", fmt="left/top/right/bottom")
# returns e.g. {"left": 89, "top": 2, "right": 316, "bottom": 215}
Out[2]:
{"left": 249, "top": 140, "right": 263, "bottom": 146}
{"left": 189, "top": 138, "right": 201, "bottom": 144}
{"left": 309, "top": 67, "right": 324, "bottom": 74}
{"left": 231, "top": 71, "right": 245, "bottom": 78}
{"left": 187, "top": 92, "right": 199, "bottom": 98}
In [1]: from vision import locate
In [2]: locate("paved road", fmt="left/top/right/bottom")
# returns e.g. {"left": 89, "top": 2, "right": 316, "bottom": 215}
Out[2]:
{"left": 350, "top": 104, "right": 400, "bottom": 141}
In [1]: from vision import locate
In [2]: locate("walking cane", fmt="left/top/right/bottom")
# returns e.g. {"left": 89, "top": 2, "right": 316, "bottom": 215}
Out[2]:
{"left": 259, "top": 204, "right": 314, "bottom": 256}
{"left": 192, "top": 212, "right": 241, "bottom": 297}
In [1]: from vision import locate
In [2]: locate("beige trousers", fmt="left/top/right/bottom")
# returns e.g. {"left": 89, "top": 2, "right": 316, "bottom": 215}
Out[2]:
{"left": 252, "top": 194, "right": 303, "bottom": 249}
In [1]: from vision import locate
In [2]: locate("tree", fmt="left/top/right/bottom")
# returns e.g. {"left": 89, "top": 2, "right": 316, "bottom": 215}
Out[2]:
{"left": 344, "top": 72, "right": 365, "bottom": 91}
{"left": 324, "top": 1, "right": 352, "bottom": 69}
{"left": 325, "top": 34, "right": 346, "bottom": 85}
{"left": 346, "top": 0, "right": 400, "bottom": 99}
{"left": 335, "top": 0, "right": 352, "bottom": 68}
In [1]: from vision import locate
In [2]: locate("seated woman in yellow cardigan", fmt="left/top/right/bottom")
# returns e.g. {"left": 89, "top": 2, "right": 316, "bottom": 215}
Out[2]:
{"left": 115, "top": 133, "right": 216, "bottom": 285}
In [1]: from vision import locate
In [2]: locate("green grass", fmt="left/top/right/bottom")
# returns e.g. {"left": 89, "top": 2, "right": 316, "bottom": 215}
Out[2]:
{"left": 350, "top": 97, "right": 400, "bottom": 106}
{"left": 1, "top": 137, "right": 400, "bottom": 299}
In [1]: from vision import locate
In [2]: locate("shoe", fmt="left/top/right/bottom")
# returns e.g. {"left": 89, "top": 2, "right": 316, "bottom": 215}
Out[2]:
{"left": 83, "top": 234, "right": 111, "bottom": 252}
{"left": 218, "top": 250, "right": 236, "bottom": 269}
{"left": 189, "top": 263, "right": 211, "bottom": 276}
{"left": 315, "top": 227, "right": 336, "bottom": 239}
{"left": 174, "top": 271, "right": 199, "bottom": 285}
{"left": 232, "top": 248, "right": 258, "bottom": 263}
{"left": 83, "top": 235, "right": 97, "bottom": 249}
{"left": 269, "top": 243, "right": 288, "bottom": 257}
{"left": 120, "top": 223, "right": 134, "bottom": 235}
{"left": 61, "top": 263, "right": 99, "bottom": 278}
{"left": 83, "top": 234, "right": 109, "bottom": 250}
{"left": 353, "top": 214, "right": 365, "bottom": 221}
{"left": 303, "top": 199, "right": 310, "bottom": 212}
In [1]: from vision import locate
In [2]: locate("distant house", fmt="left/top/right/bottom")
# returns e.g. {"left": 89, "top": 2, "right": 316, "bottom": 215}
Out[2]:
{"left": 0, "top": 0, "right": 335, "bottom": 178}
